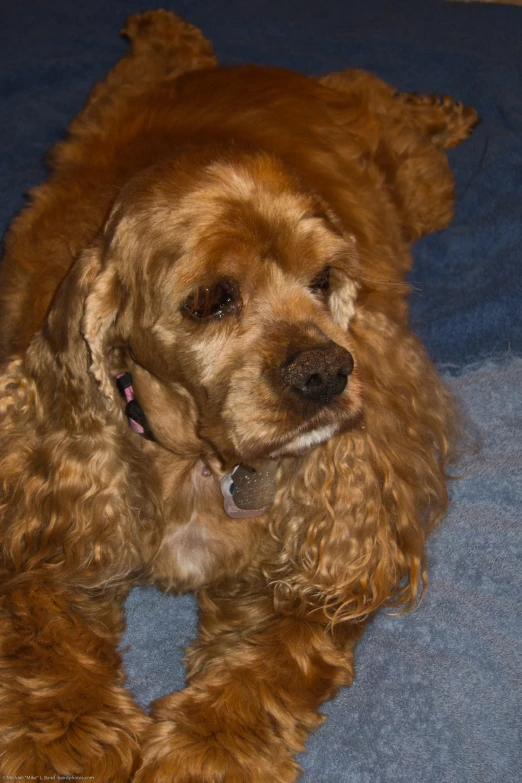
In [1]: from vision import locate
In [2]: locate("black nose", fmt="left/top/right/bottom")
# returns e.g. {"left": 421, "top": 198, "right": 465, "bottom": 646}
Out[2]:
{"left": 280, "top": 343, "right": 354, "bottom": 404}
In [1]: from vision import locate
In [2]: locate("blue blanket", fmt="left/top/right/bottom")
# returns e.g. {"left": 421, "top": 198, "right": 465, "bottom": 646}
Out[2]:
{"left": 1, "top": 1, "right": 521, "bottom": 780}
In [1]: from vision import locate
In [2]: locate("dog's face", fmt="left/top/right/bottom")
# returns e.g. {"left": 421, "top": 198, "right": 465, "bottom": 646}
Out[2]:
{"left": 89, "top": 149, "right": 363, "bottom": 466}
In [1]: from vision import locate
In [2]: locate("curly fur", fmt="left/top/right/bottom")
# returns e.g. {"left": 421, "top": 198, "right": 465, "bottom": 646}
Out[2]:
{"left": 0, "top": 11, "right": 477, "bottom": 781}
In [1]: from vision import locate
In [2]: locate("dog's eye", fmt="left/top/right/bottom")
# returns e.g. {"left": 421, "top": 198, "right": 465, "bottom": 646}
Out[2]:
{"left": 182, "top": 279, "right": 240, "bottom": 320}
{"left": 309, "top": 266, "right": 331, "bottom": 295}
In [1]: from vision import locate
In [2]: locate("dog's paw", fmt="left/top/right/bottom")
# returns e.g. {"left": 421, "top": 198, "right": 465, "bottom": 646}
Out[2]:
{"left": 134, "top": 694, "right": 300, "bottom": 783}
{"left": 134, "top": 740, "right": 299, "bottom": 783}
{"left": 400, "top": 90, "right": 479, "bottom": 148}
{"left": 1, "top": 698, "right": 149, "bottom": 782}
{"left": 1, "top": 742, "right": 138, "bottom": 783}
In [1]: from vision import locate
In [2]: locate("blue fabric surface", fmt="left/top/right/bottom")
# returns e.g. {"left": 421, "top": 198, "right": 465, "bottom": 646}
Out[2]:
{"left": 1, "top": 1, "right": 521, "bottom": 781}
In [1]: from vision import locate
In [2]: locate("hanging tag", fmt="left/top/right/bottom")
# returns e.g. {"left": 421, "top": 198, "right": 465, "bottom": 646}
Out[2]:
{"left": 220, "top": 461, "right": 277, "bottom": 519}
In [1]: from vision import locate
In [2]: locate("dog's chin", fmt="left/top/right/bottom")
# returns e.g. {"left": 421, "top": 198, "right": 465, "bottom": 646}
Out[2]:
{"left": 230, "top": 416, "right": 359, "bottom": 466}
{"left": 268, "top": 423, "right": 340, "bottom": 459}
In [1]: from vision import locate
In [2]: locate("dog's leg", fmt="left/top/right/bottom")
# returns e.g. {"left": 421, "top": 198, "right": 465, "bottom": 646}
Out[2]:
{"left": 319, "top": 69, "right": 478, "bottom": 241}
{"left": 0, "top": 10, "right": 216, "bottom": 360}
{"left": 134, "top": 578, "right": 363, "bottom": 783}
{"left": 76, "top": 10, "right": 216, "bottom": 130}
{"left": 384, "top": 90, "right": 478, "bottom": 239}
{"left": 320, "top": 68, "right": 478, "bottom": 148}
{"left": 394, "top": 90, "right": 479, "bottom": 149}
{"left": 0, "top": 583, "right": 149, "bottom": 780}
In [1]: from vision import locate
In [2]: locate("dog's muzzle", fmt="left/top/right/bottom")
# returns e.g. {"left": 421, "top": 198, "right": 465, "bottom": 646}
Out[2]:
{"left": 280, "top": 342, "right": 354, "bottom": 405}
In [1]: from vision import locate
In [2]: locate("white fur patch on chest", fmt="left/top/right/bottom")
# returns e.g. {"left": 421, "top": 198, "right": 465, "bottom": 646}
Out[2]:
{"left": 159, "top": 517, "right": 216, "bottom": 587}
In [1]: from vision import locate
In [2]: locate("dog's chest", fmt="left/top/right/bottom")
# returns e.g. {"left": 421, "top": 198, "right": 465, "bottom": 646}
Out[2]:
{"left": 152, "top": 460, "right": 267, "bottom": 590}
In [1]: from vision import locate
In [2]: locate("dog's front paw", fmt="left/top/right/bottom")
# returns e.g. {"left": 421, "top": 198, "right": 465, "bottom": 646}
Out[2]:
{"left": 134, "top": 693, "right": 300, "bottom": 783}
{"left": 1, "top": 692, "right": 150, "bottom": 782}
{"left": 2, "top": 736, "right": 140, "bottom": 783}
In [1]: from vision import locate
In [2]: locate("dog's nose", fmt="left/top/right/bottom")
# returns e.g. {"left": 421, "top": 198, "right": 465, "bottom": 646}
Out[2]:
{"left": 280, "top": 343, "right": 354, "bottom": 404}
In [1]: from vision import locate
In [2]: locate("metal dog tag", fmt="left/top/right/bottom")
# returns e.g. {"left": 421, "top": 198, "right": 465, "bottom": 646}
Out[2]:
{"left": 220, "top": 461, "right": 278, "bottom": 519}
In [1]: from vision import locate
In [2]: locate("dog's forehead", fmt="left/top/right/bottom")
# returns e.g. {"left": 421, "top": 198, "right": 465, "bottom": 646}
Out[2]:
{"left": 169, "top": 158, "right": 350, "bottom": 275}
{"left": 108, "top": 152, "right": 354, "bottom": 287}
{"left": 178, "top": 160, "right": 311, "bottom": 228}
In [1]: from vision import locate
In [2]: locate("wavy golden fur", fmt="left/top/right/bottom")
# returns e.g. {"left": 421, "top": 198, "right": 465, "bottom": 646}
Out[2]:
{"left": 0, "top": 11, "right": 477, "bottom": 782}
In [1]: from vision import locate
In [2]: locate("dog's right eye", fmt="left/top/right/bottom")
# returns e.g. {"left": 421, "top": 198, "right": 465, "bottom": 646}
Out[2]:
{"left": 181, "top": 279, "right": 240, "bottom": 321}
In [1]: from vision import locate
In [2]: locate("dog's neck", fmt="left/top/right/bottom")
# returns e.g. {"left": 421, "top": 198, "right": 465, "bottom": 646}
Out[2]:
{"left": 115, "top": 372, "right": 277, "bottom": 518}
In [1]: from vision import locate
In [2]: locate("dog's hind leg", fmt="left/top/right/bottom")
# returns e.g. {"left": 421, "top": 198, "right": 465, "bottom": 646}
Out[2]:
{"left": 393, "top": 90, "right": 479, "bottom": 149}
{"left": 319, "top": 69, "right": 478, "bottom": 242}
{"left": 74, "top": 10, "right": 217, "bottom": 132}
{"left": 319, "top": 68, "right": 478, "bottom": 149}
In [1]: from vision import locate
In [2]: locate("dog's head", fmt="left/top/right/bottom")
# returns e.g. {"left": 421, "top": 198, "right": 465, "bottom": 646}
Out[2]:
{"left": 83, "top": 148, "right": 363, "bottom": 467}
{"left": 20, "top": 145, "right": 453, "bottom": 618}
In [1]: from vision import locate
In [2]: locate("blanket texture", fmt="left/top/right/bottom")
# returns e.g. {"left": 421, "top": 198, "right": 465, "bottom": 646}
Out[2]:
{"left": 1, "top": 1, "right": 521, "bottom": 781}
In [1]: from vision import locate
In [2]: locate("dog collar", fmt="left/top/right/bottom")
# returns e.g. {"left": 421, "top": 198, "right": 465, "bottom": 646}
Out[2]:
{"left": 115, "top": 373, "right": 156, "bottom": 441}
{"left": 116, "top": 373, "right": 276, "bottom": 518}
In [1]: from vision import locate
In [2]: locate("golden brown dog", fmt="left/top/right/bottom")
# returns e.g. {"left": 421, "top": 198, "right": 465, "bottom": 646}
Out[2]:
{"left": 0, "top": 11, "right": 477, "bottom": 782}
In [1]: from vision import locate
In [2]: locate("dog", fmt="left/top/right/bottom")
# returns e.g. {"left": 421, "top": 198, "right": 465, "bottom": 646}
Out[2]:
{"left": 0, "top": 11, "right": 477, "bottom": 782}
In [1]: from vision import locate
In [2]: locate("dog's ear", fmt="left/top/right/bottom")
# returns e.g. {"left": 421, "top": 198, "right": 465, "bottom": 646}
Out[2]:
{"left": 81, "top": 245, "right": 123, "bottom": 405}
{"left": 267, "top": 431, "right": 429, "bottom": 625}
{"left": 267, "top": 312, "right": 457, "bottom": 626}
{"left": 29, "top": 240, "right": 123, "bottom": 416}
{"left": 1, "top": 243, "right": 161, "bottom": 587}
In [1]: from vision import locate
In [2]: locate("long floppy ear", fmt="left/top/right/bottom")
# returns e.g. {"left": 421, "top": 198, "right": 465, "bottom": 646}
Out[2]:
{"left": 80, "top": 245, "right": 124, "bottom": 406}
{"left": 1, "top": 242, "right": 161, "bottom": 587}
{"left": 34, "top": 240, "right": 124, "bottom": 416}
{"left": 267, "top": 308, "right": 457, "bottom": 625}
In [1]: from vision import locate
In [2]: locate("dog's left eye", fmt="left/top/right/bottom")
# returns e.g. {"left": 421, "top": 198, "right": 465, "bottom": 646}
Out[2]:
{"left": 309, "top": 266, "right": 331, "bottom": 295}
{"left": 182, "top": 279, "right": 240, "bottom": 320}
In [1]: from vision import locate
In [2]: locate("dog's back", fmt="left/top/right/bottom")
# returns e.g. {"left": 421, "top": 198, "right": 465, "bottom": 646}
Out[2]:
{"left": 0, "top": 32, "right": 476, "bottom": 358}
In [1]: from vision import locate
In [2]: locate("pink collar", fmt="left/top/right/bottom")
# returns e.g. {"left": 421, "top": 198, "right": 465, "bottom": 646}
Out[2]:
{"left": 116, "top": 373, "right": 156, "bottom": 441}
